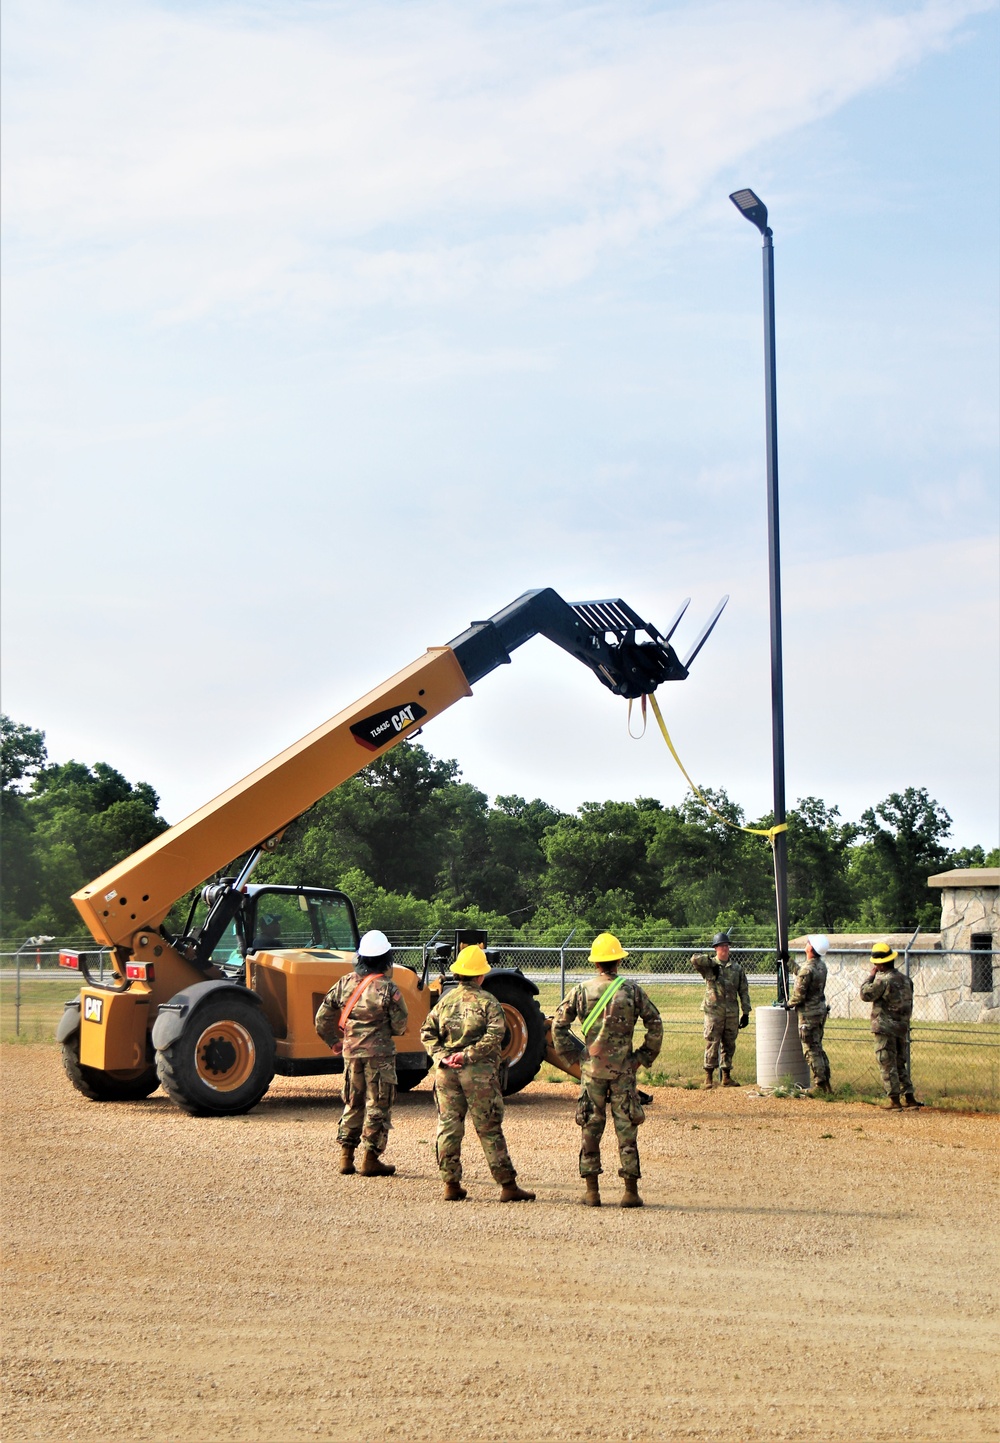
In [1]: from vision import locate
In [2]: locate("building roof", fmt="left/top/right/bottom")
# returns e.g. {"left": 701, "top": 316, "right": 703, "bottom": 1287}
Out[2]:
{"left": 789, "top": 933, "right": 942, "bottom": 953}
{"left": 927, "top": 868, "right": 1000, "bottom": 890}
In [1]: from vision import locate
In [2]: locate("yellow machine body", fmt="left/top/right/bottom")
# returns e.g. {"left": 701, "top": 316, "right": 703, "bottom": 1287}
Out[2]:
{"left": 78, "top": 986, "right": 151, "bottom": 1073}
{"left": 247, "top": 950, "right": 437, "bottom": 1064}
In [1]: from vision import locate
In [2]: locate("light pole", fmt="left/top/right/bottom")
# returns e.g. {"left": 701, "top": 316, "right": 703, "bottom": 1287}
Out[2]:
{"left": 729, "top": 187, "right": 790, "bottom": 1004}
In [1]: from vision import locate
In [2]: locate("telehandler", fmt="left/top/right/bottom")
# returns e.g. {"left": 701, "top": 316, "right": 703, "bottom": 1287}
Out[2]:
{"left": 56, "top": 587, "right": 724, "bottom": 1115}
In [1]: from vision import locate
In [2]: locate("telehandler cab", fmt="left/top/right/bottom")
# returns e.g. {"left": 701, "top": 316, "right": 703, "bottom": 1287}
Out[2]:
{"left": 56, "top": 587, "right": 724, "bottom": 1115}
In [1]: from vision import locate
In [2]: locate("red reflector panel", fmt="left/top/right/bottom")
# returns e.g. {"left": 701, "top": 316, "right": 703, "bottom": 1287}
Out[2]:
{"left": 59, "top": 951, "right": 80, "bottom": 969}
{"left": 125, "top": 963, "right": 153, "bottom": 981}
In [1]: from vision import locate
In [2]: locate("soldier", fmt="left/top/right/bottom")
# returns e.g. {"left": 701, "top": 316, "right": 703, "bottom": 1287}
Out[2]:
{"left": 690, "top": 932, "right": 751, "bottom": 1088}
{"left": 788, "top": 933, "right": 833, "bottom": 1095}
{"left": 420, "top": 945, "right": 535, "bottom": 1204}
{"left": 860, "top": 941, "right": 923, "bottom": 1109}
{"left": 314, "top": 929, "right": 408, "bottom": 1176}
{"left": 551, "top": 932, "right": 663, "bottom": 1209}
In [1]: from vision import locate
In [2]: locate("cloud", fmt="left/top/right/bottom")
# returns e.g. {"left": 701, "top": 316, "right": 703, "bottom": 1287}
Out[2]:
{"left": 3, "top": 0, "right": 991, "bottom": 319}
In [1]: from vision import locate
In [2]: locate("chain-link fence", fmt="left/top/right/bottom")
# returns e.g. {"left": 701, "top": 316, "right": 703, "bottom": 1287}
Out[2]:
{"left": 5, "top": 941, "right": 996, "bottom": 1109}
{"left": 393, "top": 941, "right": 1000, "bottom": 1109}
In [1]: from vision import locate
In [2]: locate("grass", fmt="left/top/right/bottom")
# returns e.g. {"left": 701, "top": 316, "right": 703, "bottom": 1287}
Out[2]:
{"left": 4, "top": 975, "right": 997, "bottom": 1111}
{"left": 536, "top": 981, "right": 999, "bottom": 1112}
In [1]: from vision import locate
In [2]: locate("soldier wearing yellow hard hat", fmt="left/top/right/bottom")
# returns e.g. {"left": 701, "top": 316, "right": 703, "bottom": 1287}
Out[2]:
{"left": 551, "top": 932, "right": 662, "bottom": 1209}
{"left": 860, "top": 942, "right": 922, "bottom": 1108}
{"left": 419, "top": 945, "right": 535, "bottom": 1203}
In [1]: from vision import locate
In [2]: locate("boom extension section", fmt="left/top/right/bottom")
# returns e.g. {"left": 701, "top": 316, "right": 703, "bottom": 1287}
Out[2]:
{"left": 72, "top": 588, "right": 725, "bottom": 960}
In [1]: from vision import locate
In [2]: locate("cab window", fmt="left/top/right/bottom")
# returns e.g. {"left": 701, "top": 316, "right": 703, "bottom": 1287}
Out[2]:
{"left": 309, "top": 894, "right": 357, "bottom": 950}
{"left": 249, "top": 891, "right": 357, "bottom": 952}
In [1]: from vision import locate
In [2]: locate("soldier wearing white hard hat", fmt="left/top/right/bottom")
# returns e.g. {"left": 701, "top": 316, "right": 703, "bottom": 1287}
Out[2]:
{"left": 314, "top": 929, "right": 409, "bottom": 1175}
{"left": 787, "top": 934, "right": 833, "bottom": 1095}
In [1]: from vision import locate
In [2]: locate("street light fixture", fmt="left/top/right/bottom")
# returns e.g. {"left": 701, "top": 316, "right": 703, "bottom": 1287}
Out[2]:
{"left": 729, "top": 186, "right": 790, "bottom": 1005}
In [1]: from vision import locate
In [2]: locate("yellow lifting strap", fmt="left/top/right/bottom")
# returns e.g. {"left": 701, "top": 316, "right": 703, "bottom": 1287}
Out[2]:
{"left": 629, "top": 693, "right": 788, "bottom": 848}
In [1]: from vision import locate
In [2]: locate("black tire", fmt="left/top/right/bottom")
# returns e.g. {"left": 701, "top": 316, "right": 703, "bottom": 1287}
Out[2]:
{"left": 482, "top": 976, "right": 546, "bottom": 1096}
{"left": 395, "top": 1062, "right": 429, "bottom": 1092}
{"left": 61, "top": 1035, "right": 160, "bottom": 1102}
{"left": 156, "top": 994, "right": 275, "bottom": 1116}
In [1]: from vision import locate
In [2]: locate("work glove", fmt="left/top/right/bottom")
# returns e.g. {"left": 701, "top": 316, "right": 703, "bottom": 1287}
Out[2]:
{"left": 739, "top": 1013, "right": 750, "bottom": 1030}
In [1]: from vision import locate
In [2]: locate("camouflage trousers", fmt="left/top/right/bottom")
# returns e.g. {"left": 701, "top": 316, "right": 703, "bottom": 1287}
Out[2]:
{"left": 338, "top": 1057, "right": 397, "bottom": 1154}
{"left": 433, "top": 1062, "right": 516, "bottom": 1186}
{"left": 576, "top": 1069, "right": 644, "bottom": 1179}
{"left": 704, "top": 1012, "right": 739, "bottom": 1071}
{"left": 798, "top": 1015, "right": 831, "bottom": 1087}
{"left": 874, "top": 1031, "right": 912, "bottom": 1097}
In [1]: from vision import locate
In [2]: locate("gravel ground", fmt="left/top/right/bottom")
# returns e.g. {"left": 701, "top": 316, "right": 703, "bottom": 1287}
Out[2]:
{"left": 2, "top": 1045, "right": 998, "bottom": 1443}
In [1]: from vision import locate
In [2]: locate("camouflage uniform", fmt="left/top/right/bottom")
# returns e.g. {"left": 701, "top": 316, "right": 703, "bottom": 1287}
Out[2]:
{"left": 691, "top": 954, "right": 751, "bottom": 1071}
{"left": 788, "top": 955, "right": 831, "bottom": 1088}
{"left": 552, "top": 977, "right": 663, "bottom": 1179}
{"left": 316, "top": 971, "right": 408, "bottom": 1155}
{"left": 860, "top": 965, "right": 914, "bottom": 1098}
{"left": 420, "top": 983, "right": 517, "bottom": 1186}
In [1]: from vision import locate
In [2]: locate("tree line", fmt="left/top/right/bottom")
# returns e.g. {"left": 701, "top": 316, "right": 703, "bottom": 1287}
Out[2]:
{"left": 2, "top": 713, "right": 994, "bottom": 945}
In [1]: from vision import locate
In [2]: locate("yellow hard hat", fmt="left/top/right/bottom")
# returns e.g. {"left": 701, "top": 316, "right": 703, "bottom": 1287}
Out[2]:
{"left": 589, "top": 932, "right": 629, "bottom": 965}
{"left": 451, "top": 944, "right": 491, "bottom": 977}
{"left": 870, "top": 942, "right": 898, "bottom": 964}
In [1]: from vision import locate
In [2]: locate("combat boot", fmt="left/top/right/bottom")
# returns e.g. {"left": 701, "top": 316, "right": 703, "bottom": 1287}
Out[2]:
{"left": 721, "top": 1070, "right": 740, "bottom": 1087}
{"left": 499, "top": 1181, "right": 536, "bottom": 1203}
{"left": 358, "top": 1150, "right": 395, "bottom": 1176}
{"left": 703, "top": 1068, "right": 715, "bottom": 1089}
{"left": 339, "top": 1145, "right": 356, "bottom": 1175}
{"left": 443, "top": 1181, "right": 467, "bottom": 1201}
{"left": 817, "top": 1080, "right": 833, "bottom": 1094}
{"left": 620, "top": 1176, "right": 643, "bottom": 1208}
{"left": 903, "top": 1093, "right": 924, "bottom": 1108}
{"left": 883, "top": 1095, "right": 903, "bottom": 1110}
{"left": 581, "top": 1177, "right": 601, "bottom": 1207}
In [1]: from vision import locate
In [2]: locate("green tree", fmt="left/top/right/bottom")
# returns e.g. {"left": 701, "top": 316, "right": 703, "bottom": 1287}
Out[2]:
{"left": 540, "top": 798, "right": 664, "bottom": 918}
{"left": 1, "top": 715, "right": 47, "bottom": 793}
{"left": 649, "top": 789, "right": 774, "bottom": 933}
{"left": 859, "top": 787, "right": 953, "bottom": 929}
{"left": 786, "top": 796, "right": 859, "bottom": 932}
{"left": 0, "top": 727, "right": 169, "bottom": 935}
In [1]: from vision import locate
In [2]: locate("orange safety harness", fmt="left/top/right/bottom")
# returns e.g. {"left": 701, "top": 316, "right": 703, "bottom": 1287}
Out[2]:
{"left": 339, "top": 973, "right": 382, "bottom": 1030}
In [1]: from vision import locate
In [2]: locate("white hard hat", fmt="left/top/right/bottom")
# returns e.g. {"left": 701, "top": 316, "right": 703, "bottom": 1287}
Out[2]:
{"left": 806, "top": 933, "right": 830, "bottom": 956}
{"left": 357, "top": 929, "right": 392, "bottom": 958}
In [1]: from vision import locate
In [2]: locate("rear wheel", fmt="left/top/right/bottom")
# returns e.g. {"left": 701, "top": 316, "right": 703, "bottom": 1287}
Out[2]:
{"left": 156, "top": 994, "right": 275, "bottom": 1116}
{"left": 482, "top": 977, "right": 546, "bottom": 1096}
{"left": 61, "top": 1035, "right": 160, "bottom": 1102}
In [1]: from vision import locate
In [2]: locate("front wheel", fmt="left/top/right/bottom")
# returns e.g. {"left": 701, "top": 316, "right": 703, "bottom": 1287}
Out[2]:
{"left": 156, "top": 995, "right": 275, "bottom": 1116}
{"left": 61, "top": 1035, "right": 160, "bottom": 1102}
{"left": 482, "top": 977, "right": 546, "bottom": 1096}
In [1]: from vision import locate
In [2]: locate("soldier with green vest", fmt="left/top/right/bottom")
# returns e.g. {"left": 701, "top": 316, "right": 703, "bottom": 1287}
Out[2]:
{"left": 314, "top": 929, "right": 408, "bottom": 1177}
{"left": 420, "top": 945, "right": 535, "bottom": 1204}
{"left": 860, "top": 941, "right": 923, "bottom": 1109}
{"left": 551, "top": 932, "right": 663, "bottom": 1209}
{"left": 690, "top": 932, "right": 751, "bottom": 1088}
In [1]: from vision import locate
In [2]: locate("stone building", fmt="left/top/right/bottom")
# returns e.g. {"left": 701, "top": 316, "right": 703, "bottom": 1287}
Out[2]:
{"left": 790, "top": 867, "right": 998, "bottom": 1025}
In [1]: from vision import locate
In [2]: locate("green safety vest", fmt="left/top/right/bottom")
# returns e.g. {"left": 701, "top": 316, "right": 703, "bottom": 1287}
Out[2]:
{"left": 580, "top": 976, "right": 626, "bottom": 1037}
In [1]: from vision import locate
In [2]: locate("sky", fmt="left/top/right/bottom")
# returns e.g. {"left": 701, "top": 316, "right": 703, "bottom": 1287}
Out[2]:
{"left": 2, "top": 0, "right": 998, "bottom": 850}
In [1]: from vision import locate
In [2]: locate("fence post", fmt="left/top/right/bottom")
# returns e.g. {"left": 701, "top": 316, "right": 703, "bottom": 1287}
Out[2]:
{"left": 902, "top": 924, "right": 920, "bottom": 979}
{"left": 559, "top": 928, "right": 576, "bottom": 1000}
{"left": 15, "top": 946, "right": 21, "bottom": 1037}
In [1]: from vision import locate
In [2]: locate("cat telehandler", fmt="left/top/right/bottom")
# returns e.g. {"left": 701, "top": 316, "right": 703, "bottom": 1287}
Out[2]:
{"left": 56, "top": 586, "right": 724, "bottom": 1115}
